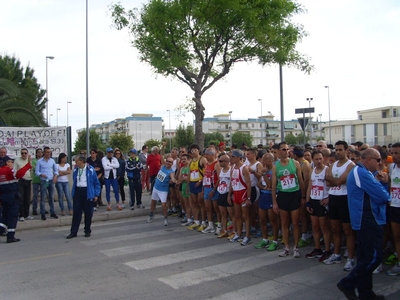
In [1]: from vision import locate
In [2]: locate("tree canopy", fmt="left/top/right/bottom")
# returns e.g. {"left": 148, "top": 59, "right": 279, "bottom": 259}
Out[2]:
{"left": 109, "top": 133, "right": 134, "bottom": 154}
{"left": 110, "top": 0, "right": 311, "bottom": 148}
{"left": 74, "top": 130, "right": 103, "bottom": 154}
{"left": 232, "top": 132, "right": 253, "bottom": 148}
{"left": 173, "top": 123, "right": 195, "bottom": 149}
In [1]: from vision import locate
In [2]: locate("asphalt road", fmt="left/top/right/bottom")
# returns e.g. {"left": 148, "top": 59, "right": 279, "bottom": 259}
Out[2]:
{"left": 2, "top": 214, "right": 400, "bottom": 300}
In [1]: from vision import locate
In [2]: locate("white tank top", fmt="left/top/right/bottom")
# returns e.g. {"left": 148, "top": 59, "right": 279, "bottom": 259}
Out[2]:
{"left": 217, "top": 167, "right": 231, "bottom": 195}
{"left": 310, "top": 166, "right": 329, "bottom": 200}
{"left": 231, "top": 165, "right": 247, "bottom": 191}
{"left": 389, "top": 164, "right": 400, "bottom": 207}
{"left": 248, "top": 161, "right": 260, "bottom": 187}
{"left": 329, "top": 160, "right": 352, "bottom": 196}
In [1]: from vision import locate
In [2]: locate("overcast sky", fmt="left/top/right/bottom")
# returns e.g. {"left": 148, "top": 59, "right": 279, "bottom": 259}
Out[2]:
{"left": 2, "top": 0, "right": 399, "bottom": 144}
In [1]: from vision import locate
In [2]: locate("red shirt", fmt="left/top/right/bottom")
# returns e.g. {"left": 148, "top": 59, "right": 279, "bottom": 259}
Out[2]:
{"left": 147, "top": 153, "right": 161, "bottom": 176}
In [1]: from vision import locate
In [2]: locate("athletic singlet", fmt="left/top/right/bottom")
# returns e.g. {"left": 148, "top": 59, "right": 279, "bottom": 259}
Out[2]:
{"left": 275, "top": 159, "right": 299, "bottom": 193}
{"left": 248, "top": 161, "right": 260, "bottom": 187}
{"left": 189, "top": 158, "right": 203, "bottom": 182}
{"left": 310, "top": 166, "right": 329, "bottom": 200}
{"left": 389, "top": 164, "right": 400, "bottom": 207}
{"left": 231, "top": 165, "right": 247, "bottom": 192}
{"left": 203, "top": 161, "right": 218, "bottom": 188}
{"left": 171, "top": 159, "right": 177, "bottom": 172}
{"left": 154, "top": 166, "right": 174, "bottom": 192}
{"left": 260, "top": 169, "right": 272, "bottom": 194}
{"left": 217, "top": 167, "right": 231, "bottom": 194}
{"left": 329, "top": 160, "right": 352, "bottom": 196}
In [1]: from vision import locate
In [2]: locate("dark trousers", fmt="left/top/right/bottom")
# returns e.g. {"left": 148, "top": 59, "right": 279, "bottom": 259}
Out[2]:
{"left": 0, "top": 193, "right": 19, "bottom": 239}
{"left": 70, "top": 187, "right": 94, "bottom": 235}
{"left": 18, "top": 178, "right": 32, "bottom": 218}
{"left": 338, "top": 225, "right": 383, "bottom": 299}
{"left": 118, "top": 176, "right": 125, "bottom": 201}
{"left": 128, "top": 178, "right": 142, "bottom": 206}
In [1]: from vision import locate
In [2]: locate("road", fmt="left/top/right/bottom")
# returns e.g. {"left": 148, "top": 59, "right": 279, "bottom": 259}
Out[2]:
{"left": 2, "top": 215, "right": 400, "bottom": 300}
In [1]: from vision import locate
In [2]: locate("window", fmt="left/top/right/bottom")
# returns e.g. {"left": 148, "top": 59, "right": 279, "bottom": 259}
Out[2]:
{"left": 382, "top": 111, "right": 387, "bottom": 118}
{"left": 383, "top": 123, "right": 387, "bottom": 135}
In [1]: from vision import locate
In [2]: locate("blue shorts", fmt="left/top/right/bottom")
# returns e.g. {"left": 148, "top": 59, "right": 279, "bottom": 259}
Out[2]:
{"left": 189, "top": 182, "right": 202, "bottom": 195}
{"left": 203, "top": 187, "right": 219, "bottom": 201}
{"left": 258, "top": 192, "right": 273, "bottom": 210}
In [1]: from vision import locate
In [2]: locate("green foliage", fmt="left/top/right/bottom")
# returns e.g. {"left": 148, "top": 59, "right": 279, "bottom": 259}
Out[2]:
{"left": 110, "top": 0, "right": 311, "bottom": 148}
{"left": 143, "top": 139, "right": 162, "bottom": 150}
{"left": 109, "top": 133, "right": 134, "bottom": 154}
{"left": 204, "top": 132, "right": 224, "bottom": 148}
{"left": 173, "top": 124, "right": 194, "bottom": 148}
{"left": 316, "top": 136, "right": 325, "bottom": 142}
{"left": 232, "top": 132, "right": 252, "bottom": 148}
{"left": 284, "top": 133, "right": 297, "bottom": 145}
{"left": 296, "top": 132, "right": 309, "bottom": 145}
{"left": 0, "top": 54, "right": 46, "bottom": 126}
{"left": 74, "top": 130, "right": 103, "bottom": 153}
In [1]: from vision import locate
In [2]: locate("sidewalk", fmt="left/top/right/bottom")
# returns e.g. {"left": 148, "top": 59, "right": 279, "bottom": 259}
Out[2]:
{"left": 17, "top": 188, "right": 161, "bottom": 232}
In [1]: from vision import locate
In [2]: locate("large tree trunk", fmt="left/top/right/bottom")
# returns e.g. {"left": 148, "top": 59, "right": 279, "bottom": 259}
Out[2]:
{"left": 193, "top": 95, "right": 205, "bottom": 149}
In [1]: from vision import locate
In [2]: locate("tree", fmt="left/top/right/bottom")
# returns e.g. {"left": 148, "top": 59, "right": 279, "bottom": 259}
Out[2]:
{"left": 110, "top": 0, "right": 311, "bottom": 148}
{"left": 109, "top": 133, "right": 134, "bottom": 154}
{"left": 232, "top": 132, "right": 253, "bottom": 148}
{"left": 204, "top": 132, "right": 224, "bottom": 148}
{"left": 173, "top": 123, "right": 194, "bottom": 148}
{"left": 143, "top": 139, "right": 162, "bottom": 151}
{"left": 284, "top": 133, "right": 297, "bottom": 145}
{"left": 74, "top": 130, "right": 103, "bottom": 154}
{"left": 0, "top": 54, "right": 47, "bottom": 126}
{"left": 296, "top": 132, "right": 309, "bottom": 145}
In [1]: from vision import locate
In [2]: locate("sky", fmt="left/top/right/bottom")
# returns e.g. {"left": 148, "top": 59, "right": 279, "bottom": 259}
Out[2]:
{"left": 1, "top": 0, "right": 399, "bottom": 144}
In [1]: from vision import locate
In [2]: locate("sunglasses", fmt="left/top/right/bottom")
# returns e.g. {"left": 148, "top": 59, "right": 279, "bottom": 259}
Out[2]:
{"left": 370, "top": 157, "right": 381, "bottom": 163}
{"left": 21, "top": 152, "right": 28, "bottom": 155}
{"left": 280, "top": 148, "right": 289, "bottom": 151}
{"left": 218, "top": 160, "right": 228, "bottom": 163}
{"left": 166, "top": 160, "right": 173, "bottom": 163}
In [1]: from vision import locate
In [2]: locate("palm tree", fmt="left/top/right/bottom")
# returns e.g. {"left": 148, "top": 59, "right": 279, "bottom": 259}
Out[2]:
{"left": 0, "top": 78, "right": 45, "bottom": 126}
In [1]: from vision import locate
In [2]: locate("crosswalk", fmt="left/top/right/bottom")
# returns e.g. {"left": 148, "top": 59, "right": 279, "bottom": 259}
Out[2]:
{"left": 55, "top": 216, "right": 400, "bottom": 299}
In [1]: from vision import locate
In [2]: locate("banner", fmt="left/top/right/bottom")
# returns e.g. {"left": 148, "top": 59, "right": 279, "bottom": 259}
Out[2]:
{"left": 0, "top": 127, "right": 68, "bottom": 158}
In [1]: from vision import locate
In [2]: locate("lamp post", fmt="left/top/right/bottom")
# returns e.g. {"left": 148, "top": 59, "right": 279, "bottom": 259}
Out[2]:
{"left": 56, "top": 108, "right": 61, "bottom": 126}
{"left": 228, "top": 111, "right": 232, "bottom": 146}
{"left": 324, "top": 86, "right": 332, "bottom": 144}
{"left": 167, "top": 109, "right": 171, "bottom": 151}
{"left": 67, "top": 101, "right": 72, "bottom": 127}
{"left": 306, "top": 98, "right": 313, "bottom": 143}
{"left": 45, "top": 56, "right": 55, "bottom": 125}
{"left": 258, "top": 99, "right": 263, "bottom": 145}
{"left": 318, "top": 113, "right": 322, "bottom": 138}
{"left": 49, "top": 114, "right": 53, "bottom": 126}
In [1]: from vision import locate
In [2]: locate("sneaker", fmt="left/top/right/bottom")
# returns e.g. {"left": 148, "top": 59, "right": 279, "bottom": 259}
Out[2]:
{"left": 181, "top": 215, "right": 188, "bottom": 223}
{"left": 19, "top": 217, "right": 25, "bottom": 222}
{"left": 164, "top": 218, "right": 169, "bottom": 226}
{"left": 32, "top": 210, "right": 38, "bottom": 216}
{"left": 373, "top": 263, "right": 383, "bottom": 275}
{"left": 201, "top": 226, "right": 213, "bottom": 234}
{"left": 278, "top": 248, "right": 290, "bottom": 257}
{"left": 293, "top": 247, "right": 301, "bottom": 258}
{"left": 188, "top": 223, "right": 200, "bottom": 231}
{"left": 107, "top": 205, "right": 112, "bottom": 211}
{"left": 120, "top": 203, "right": 125, "bottom": 208}
{"left": 215, "top": 227, "right": 221, "bottom": 235}
{"left": 298, "top": 239, "right": 309, "bottom": 248}
{"left": 116, "top": 204, "right": 123, "bottom": 211}
{"left": 306, "top": 248, "right": 324, "bottom": 259}
{"left": 227, "top": 232, "right": 236, "bottom": 240}
{"left": 250, "top": 228, "right": 257, "bottom": 235}
{"left": 197, "top": 224, "right": 207, "bottom": 232}
{"left": 254, "top": 239, "right": 269, "bottom": 249}
{"left": 170, "top": 210, "right": 178, "bottom": 217}
{"left": 181, "top": 220, "right": 193, "bottom": 227}
{"left": 230, "top": 235, "right": 240, "bottom": 243}
{"left": 147, "top": 214, "right": 154, "bottom": 223}
{"left": 267, "top": 241, "right": 279, "bottom": 251}
{"left": 241, "top": 236, "right": 251, "bottom": 246}
{"left": 93, "top": 207, "right": 97, "bottom": 211}
{"left": 343, "top": 248, "right": 349, "bottom": 258}
{"left": 227, "top": 224, "right": 234, "bottom": 231}
{"left": 25, "top": 216, "right": 34, "bottom": 220}
{"left": 387, "top": 263, "right": 400, "bottom": 276}
{"left": 319, "top": 251, "right": 332, "bottom": 263}
{"left": 41, "top": 214, "right": 46, "bottom": 221}
{"left": 255, "top": 230, "right": 262, "bottom": 238}
{"left": 343, "top": 258, "right": 355, "bottom": 271}
{"left": 50, "top": 213, "right": 58, "bottom": 219}
{"left": 384, "top": 254, "right": 398, "bottom": 265}
{"left": 323, "top": 254, "right": 342, "bottom": 265}
{"left": 217, "top": 231, "right": 229, "bottom": 238}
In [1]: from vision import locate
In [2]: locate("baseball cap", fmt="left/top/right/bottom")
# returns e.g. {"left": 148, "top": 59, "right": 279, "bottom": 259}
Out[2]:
{"left": 106, "top": 147, "right": 113, "bottom": 153}
{"left": 129, "top": 148, "right": 137, "bottom": 154}
{"left": 0, "top": 155, "right": 14, "bottom": 166}
{"left": 231, "top": 149, "right": 244, "bottom": 158}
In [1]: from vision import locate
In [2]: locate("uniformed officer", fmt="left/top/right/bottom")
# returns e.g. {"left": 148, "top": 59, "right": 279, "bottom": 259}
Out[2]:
{"left": 126, "top": 148, "right": 143, "bottom": 209}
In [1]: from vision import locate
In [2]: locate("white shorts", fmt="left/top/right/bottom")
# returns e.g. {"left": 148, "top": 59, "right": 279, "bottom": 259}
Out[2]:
{"left": 152, "top": 188, "right": 168, "bottom": 203}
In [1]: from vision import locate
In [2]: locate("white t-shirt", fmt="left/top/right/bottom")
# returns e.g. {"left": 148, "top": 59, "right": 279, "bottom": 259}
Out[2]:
{"left": 57, "top": 163, "right": 70, "bottom": 183}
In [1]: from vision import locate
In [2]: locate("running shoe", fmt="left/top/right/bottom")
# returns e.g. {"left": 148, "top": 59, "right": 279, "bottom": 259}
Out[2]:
{"left": 116, "top": 204, "right": 123, "bottom": 211}
{"left": 373, "top": 263, "right": 383, "bottom": 275}
{"left": 384, "top": 254, "right": 398, "bottom": 265}
{"left": 170, "top": 210, "right": 178, "bottom": 217}
{"left": 387, "top": 263, "right": 400, "bottom": 276}
{"left": 217, "top": 231, "right": 229, "bottom": 238}
{"left": 197, "top": 224, "right": 207, "bottom": 232}
{"left": 298, "top": 239, "right": 309, "bottom": 248}
{"left": 227, "top": 232, "right": 236, "bottom": 240}
{"left": 278, "top": 248, "right": 290, "bottom": 257}
{"left": 147, "top": 214, "right": 154, "bottom": 223}
{"left": 227, "top": 224, "right": 234, "bottom": 231}
{"left": 306, "top": 248, "right": 324, "bottom": 259}
{"left": 215, "top": 227, "right": 222, "bottom": 235}
{"left": 343, "top": 248, "right": 349, "bottom": 258}
{"left": 241, "top": 236, "right": 251, "bottom": 246}
{"left": 319, "top": 251, "right": 332, "bottom": 263}
{"left": 323, "top": 254, "right": 342, "bottom": 265}
{"left": 201, "top": 226, "right": 213, "bottom": 233}
{"left": 254, "top": 239, "right": 269, "bottom": 249}
{"left": 343, "top": 258, "right": 355, "bottom": 271}
{"left": 267, "top": 241, "right": 279, "bottom": 251}
{"left": 230, "top": 235, "right": 240, "bottom": 243}
{"left": 188, "top": 223, "right": 200, "bottom": 230}
{"left": 181, "top": 220, "right": 193, "bottom": 227}
{"left": 181, "top": 215, "right": 188, "bottom": 223}
{"left": 254, "top": 230, "right": 262, "bottom": 238}
{"left": 293, "top": 247, "right": 301, "bottom": 258}
{"left": 120, "top": 203, "right": 125, "bottom": 208}
{"left": 164, "top": 218, "right": 169, "bottom": 226}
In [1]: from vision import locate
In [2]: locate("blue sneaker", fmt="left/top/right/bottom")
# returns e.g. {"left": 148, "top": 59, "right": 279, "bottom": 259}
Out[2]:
{"left": 323, "top": 254, "right": 342, "bottom": 265}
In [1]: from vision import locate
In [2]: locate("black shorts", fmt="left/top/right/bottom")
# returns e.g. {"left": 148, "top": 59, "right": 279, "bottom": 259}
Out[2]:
{"left": 328, "top": 195, "right": 350, "bottom": 223}
{"left": 250, "top": 186, "right": 259, "bottom": 203}
{"left": 276, "top": 191, "right": 300, "bottom": 212}
{"left": 309, "top": 199, "right": 329, "bottom": 217}
{"left": 218, "top": 193, "right": 232, "bottom": 207}
{"left": 389, "top": 206, "right": 400, "bottom": 224}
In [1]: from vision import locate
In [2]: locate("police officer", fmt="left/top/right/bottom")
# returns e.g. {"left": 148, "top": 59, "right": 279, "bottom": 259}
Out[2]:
{"left": 0, "top": 155, "right": 32, "bottom": 243}
{"left": 126, "top": 149, "right": 143, "bottom": 209}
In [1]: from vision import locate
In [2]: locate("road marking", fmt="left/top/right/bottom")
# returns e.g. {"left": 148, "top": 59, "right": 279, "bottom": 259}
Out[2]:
{"left": 0, "top": 252, "right": 72, "bottom": 266}
{"left": 125, "top": 242, "right": 247, "bottom": 270}
{"left": 158, "top": 253, "right": 285, "bottom": 289}
{"left": 52, "top": 216, "right": 149, "bottom": 231}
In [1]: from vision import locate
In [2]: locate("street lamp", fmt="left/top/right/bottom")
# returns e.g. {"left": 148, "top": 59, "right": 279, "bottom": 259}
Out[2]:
{"left": 318, "top": 113, "right": 322, "bottom": 139}
{"left": 324, "top": 86, "right": 332, "bottom": 144}
{"left": 166, "top": 109, "right": 171, "bottom": 151}
{"left": 258, "top": 99, "right": 263, "bottom": 145}
{"left": 228, "top": 111, "right": 232, "bottom": 146}
{"left": 56, "top": 108, "right": 61, "bottom": 126}
{"left": 306, "top": 98, "right": 313, "bottom": 143}
{"left": 67, "top": 101, "right": 72, "bottom": 127}
{"left": 45, "top": 56, "right": 55, "bottom": 125}
{"left": 49, "top": 114, "right": 53, "bottom": 126}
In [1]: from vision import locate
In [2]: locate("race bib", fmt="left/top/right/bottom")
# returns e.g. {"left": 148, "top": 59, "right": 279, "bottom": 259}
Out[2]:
{"left": 330, "top": 185, "right": 341, "bottom": 191}
{"left": 217, "top": 181, "right": 228, "bottom": 194}
{"left": 280, "top": 174, "right": 296, "bottom": 190}
{"left": 391, "top": 187, "right": 400, "bottom": 204}
{"left": 190, "top": 170, "right": 199, "bottom": 180}
{"left": 157, "top": 170, "right": 167, "bottom": 182}
{"left": 311, "top": 185, "right": 324, "bottom": 200}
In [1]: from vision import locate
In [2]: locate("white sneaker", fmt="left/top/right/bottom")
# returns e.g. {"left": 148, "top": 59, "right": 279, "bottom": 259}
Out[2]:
{"left": 215, "top": 227, "right": 222, "bottom": 235}
{"left": 120, "top": 203, "right": 125, "bottom": 208}
{"left": 293, "top": 247, "right": 301, "bottom": 258}
{"left": 279, "top": 248, "right": 290, "bottom": 257}
{"left": 343, "top": 248, "right": 349, "bottom": 258}
{"left": 343, "top": 258, "right": 355, "bottom": 271}
{"left": 25, "top": 216, "right": 34, "bottom": 220}
{"left": 323, "top": 254, "right": 342, "bottom": 265}
{"left": 201, "top": 226, "right": 212, "bottom": 233}
{"left": 164, "top": 218, "right": 169, "bottom": 226}
{"left": 373, "top": 263, "right": 383, "bottom": 275}
{"left": 19, "top": 217, "right": 25, "bottom": 222}
{"left": 93, "top": 207, "right": 97, "bottom": 211}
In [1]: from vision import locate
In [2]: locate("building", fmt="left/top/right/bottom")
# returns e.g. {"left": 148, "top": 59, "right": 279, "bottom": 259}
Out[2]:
{"left": 322, "top": 106, "right": 400, "bottom": 145}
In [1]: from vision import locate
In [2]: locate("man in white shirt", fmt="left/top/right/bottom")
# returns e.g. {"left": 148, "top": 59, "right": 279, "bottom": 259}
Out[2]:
{"left": 14, "top": 148, "right": 34, "bottom": 221}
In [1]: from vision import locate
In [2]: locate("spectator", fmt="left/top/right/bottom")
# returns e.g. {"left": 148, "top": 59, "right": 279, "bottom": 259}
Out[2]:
{"left": 56, "top": 153, "right": 73, "bottom": 216}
